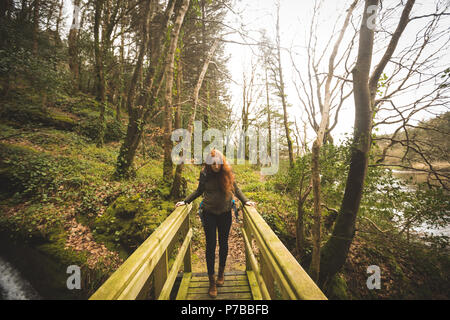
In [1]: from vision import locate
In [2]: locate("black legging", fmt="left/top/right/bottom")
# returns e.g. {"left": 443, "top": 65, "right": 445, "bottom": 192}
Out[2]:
{"left": 203, "top": 210, "right": 232, "bottom": 275}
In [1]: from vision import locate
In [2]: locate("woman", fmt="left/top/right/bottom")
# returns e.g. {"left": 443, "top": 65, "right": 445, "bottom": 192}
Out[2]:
{"left": 175, "top": 149, "right": 256, "bottom": 298}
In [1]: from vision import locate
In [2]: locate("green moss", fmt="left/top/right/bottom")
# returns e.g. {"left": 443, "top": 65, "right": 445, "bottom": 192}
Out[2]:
{"left": 0, "top": 143, "right": 58, "bottom": 199}
{"left": 37, "top": 227, "right": 88, "bottom": 268}
{"left": 92, "top": 194, "right": 173, "bottom": 258}
{"left": 326, "top": 274, "right": 349, "bottom": 300}
{"left": 0, "top": 103, "right": 77, "bottom": 130}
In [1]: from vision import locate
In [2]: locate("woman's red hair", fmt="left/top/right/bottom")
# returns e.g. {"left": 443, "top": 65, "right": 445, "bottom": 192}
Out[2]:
{"left": 204, "top": 149, "right": 235, "bottom": 197}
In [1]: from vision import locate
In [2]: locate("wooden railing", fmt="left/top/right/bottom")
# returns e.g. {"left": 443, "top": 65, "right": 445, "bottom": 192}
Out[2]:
{"left": 241, "top": 205, "right": 327, "bottom": 300}
{"left": 89, "top": 203, "right": 193, "bottom": 300}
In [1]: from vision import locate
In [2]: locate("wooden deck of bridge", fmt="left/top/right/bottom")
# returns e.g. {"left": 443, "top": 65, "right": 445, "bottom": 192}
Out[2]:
{"left": 176, "top": 270, "right": 262, "bottom": 300}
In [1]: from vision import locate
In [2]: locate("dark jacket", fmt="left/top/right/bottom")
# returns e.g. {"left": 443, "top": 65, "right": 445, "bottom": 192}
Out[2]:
{"left": 184, "top": 169, "right": 249, "bottom": 215}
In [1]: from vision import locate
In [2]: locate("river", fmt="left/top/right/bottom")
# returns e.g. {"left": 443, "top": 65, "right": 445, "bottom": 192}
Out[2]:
{"left": 0, "top": 255, "right": 41, "bottom": 300}
{"left": 392, "top": 169, "right": 450, "bottom": 238}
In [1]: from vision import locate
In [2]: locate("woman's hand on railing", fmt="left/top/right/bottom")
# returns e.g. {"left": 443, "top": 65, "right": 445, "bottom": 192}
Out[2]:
{"left": 175, "top": 201, "right": 186, "bottom": 207}
{"left": 245, "top": 201, "right": 256, "bottom": 207}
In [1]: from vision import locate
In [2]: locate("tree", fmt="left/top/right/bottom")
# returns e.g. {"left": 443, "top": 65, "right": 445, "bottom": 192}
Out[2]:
{"left": 308, "top": 0, "right": 358, "bottom": 283}
{"left": 115, "top": 0, "right": 191, "bottom": 179}
{"left": 272, "top": 1, "right": 294, "bottom": 167}
{"left": 162, "top": 0, "right": 191, "bottom": 180}
{"left": 319, "top": 0, "right": 416, "bottom": 288}
{"left": 68, "top": 0, "right": 81, "bottom": 92}
{"left": 170, "top": 39, "right": 220, "bottom": 198}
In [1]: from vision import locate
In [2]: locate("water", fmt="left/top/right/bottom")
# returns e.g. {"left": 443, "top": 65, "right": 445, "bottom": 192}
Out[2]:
{"left": 0, "top": 256, "right": 41, "bottom": 300}
{"left": 391, "top": 169, "right": 450, "bottom": 238}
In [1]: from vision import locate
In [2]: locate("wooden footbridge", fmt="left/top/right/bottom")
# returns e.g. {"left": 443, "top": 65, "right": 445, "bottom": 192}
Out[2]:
{"left": 89, "top": 204, "right": 327, "bottom": 300}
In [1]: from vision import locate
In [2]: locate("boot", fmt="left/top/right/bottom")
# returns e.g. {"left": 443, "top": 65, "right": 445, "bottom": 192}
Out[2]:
{"left": 216, "top": 266, "right": 225, "bottom": 286}
{"left": 208, "top": 274, "right": 217, "bottom": 298}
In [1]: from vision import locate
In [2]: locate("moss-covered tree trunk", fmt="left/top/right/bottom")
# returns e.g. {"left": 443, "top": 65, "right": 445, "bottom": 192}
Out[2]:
{"left": 114, "top": 0, "right": 153, "bottom": 178}
{"left": 162, "top": 0, "right": 190, "bottom": 181}
{"left": 94, "top": 0, "right": 107, "bottom": 148}
{"left": 170, "top": 55, "right": 184, "bottom": 198}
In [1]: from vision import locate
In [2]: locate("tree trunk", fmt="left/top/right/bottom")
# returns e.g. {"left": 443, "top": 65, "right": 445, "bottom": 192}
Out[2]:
{"left": 162, "top": 0, "right": 191, "bottom": 181}
{"left": 170, "top": 56, "right": 184, "bottom": 198}
{"left": 275, "top": 3, "right": 294, "bottom": 167}
{"left": 318, "top": 0, "right": 377, "bottom": 288}
{"left": 296, "top": 184, "right": 311, "bottom": 258}
{"left": 171, "top": 38, "right": 219, "bottom": 197}
{"left": 265, "top": 67, "right": 272, "bottom": 158}
{"left": 115, "top": 108, "right": 145, "bottom": 178}
{"left": 55, "top": 0, "right": 64, "bottom": 46}
{"left": 115, "top": 0, "right": 175, "bottom": 179}
{"left": 117, "top": 14, "right": 126, "bottom": 121}
{"left": 114, "top": 0, "right": 153, "bottom": 178}
{"left": 32, "top": 0, "right": 40, "bottom": 55}
{"left": 68, "top": 0, "right": 81, "bottom": 92}
{"left": 94, "top": 0, "right": 107, "bottom": 147}
{"left": 309, "top": 140, "right": 321, "bottom": 282}
{"left": 319, "top": 0, "right": 415, "bottom": 288}
{"left": 307, "top": 0, "right": 358, "bottom": 284}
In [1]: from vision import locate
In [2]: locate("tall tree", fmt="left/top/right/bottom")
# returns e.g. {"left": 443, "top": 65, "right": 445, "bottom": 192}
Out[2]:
{"left": 162, "top": 0, "right": 191, "bottom": 180}
{"left": 68, "top": 0, "right": 81, "bottom": 92}
{"left": 170, "top": 39, "right": 219, "bottom": 198}
{"left": 308, "top": 0, "right": 358, "bottom": 283}
{"left": 115, "top": 0, "right": 190, "bottom": 179}
{"left": 94, "top": 0, "right": 107, "bottom": 147}
{"left": 274, "top": 2, "right": 294, "bottom": 167}
{"left": 115, "top": 0, "right": 155, "bottom": 178}
{"left": 319, "top": 0, "right": 416, "bottom": 287}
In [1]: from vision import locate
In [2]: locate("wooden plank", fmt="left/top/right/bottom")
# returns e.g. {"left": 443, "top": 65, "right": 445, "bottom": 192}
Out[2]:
{"left": 244, "top": 213, "right": 252, "bottom": 271}
{"left": 158, "top": 229, "right": 193, "bottom": 300}
{"left": 176, "top": 272, "right": 192, "bottom": 300}
{"left": 153, "top": 249, "right": 168, "bottom": 298}
{"left": 186, "top": 292, "right": 252, "bottom": 300}
{"left": 191, "top": 275, "right": 247, "bottom": 282}
{"left": 260, "top": 258, "right": 275, "bottom": 298}
{"left": 189, "top": 280, "right": 249, "bottom": 288}
{"left": 188, "top": 286, "right": 251, "bottom": 294}
{"left": 242, "top": 227, "right": 271, "bottom": 300}
{"left": 183, "top": 218, "right": 192, "bottom": 273}
{"left": 191, "top": 271, "right": 247, "bottom": 276}
{"left": 247, "top": 271, "right": 263, "bottom": 300}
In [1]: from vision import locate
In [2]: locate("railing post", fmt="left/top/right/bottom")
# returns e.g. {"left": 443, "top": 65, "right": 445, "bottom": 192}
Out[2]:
{"left": 154, "top": 249, "right": 168, "bottom": 298}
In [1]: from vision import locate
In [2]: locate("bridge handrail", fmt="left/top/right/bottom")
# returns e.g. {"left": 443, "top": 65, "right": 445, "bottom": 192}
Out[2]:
{"left": 242, "top": 205, "right": 327, "bottom": 300}
{"left": 89, "top": 203, "right": 193, "bottom": 300}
